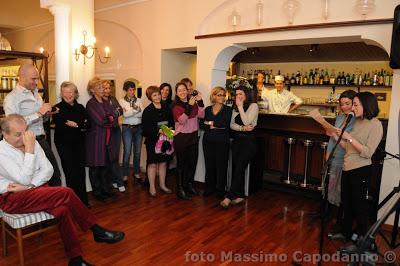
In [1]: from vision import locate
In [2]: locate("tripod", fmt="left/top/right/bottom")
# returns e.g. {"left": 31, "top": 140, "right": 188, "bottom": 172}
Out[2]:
{"left": 376, "top": 150, "right": 400, "bottom": 249}
{"left": 343, "top": 185, "right": 400, "bottom": 266}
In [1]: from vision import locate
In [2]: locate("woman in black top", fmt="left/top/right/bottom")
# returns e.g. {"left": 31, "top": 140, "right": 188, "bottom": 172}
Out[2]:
{"left": 53, "top": 81, "right": 89, "bottom": 206}
{"left": 203, "top": 87, "right": 232, "bottom": 198}
{"left": 142, "top": 86, "right": 175, "bottom": 196}
{"left": 160, "top": 82, "right": 173, "bottom": 109}
{"left": 220, "top": 86, "right": 259, "bottom": 208}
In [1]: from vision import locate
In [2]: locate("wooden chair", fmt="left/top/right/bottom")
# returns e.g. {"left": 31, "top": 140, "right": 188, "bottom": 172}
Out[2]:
{"left": 1, "top": 209, "right": 57, "bottom": 266}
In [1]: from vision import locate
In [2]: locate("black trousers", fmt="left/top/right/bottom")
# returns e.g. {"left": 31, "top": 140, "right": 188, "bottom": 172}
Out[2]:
{"left": 203, "top": 139, "right": 229, "bottom": 194}
{"left": 227, "top": 136, "right": 256, "bottom": 200}
{"left": 89, "top": 149, "right": 113, "bottom": 197}
{"left": 37, "top": 136, "right": 61, "bottom": 186}
{"left": 55, "top": 142, "right": 88, "bottom": 205}
{"left": 341, "top": 165, "right": 371, "bottom": 239}
{"left": 176, "top": 143, "right": 198, "bottom": 188}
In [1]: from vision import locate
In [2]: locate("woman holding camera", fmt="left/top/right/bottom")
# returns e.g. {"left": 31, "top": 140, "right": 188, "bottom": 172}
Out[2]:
{"left": 53, "top": 81, "right": 89, "bottom": 206}
{"left": 142, "top": 86, "right": 174, "bottom": 197}
{"left": 172, "top": 82, "right": 204, "bottom": 200}
{"left": 118, "top": 81, "right": 143, "bottom": 183}
{"left": 203, "top": 87, "right": 232, "bottom": 198}
{"left": 220, "top": 85, "right": 258, "bottom": 208}
{"left": 86, "top": 77, "right": 119, "bottom": 201}
{"left": 330, "top": 92, "right": 383, "bottom": 241}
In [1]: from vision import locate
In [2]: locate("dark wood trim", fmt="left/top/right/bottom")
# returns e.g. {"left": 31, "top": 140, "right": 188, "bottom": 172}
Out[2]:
{"left": 195, "top": 18, "right": 394, "bottom": 39}
{"left": 0, "top": 50, "right": 47, "bottom": 59}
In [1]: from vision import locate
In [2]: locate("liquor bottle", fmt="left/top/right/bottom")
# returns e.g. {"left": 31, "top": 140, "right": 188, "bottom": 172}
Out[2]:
{"left": 384, "top": 71, "right": 390, "bottom": 86}
{"left": 1, "top": 70, "right": 8, "bottom": 89}
{"left": 329, "top": 69, "right": 336, "bottom": 85}
{"left": 345, "top": 73, "right": 351, "bottom": 85}
{"left": 285, "top": 73, "right": 290, "bottom": 85}
{"left": 308, "top": 69, "right": 314, "bottom": 85}
{"left": 323, "top": 69, "right": 329, "bottom": 85}
{"left": 351, "top": 74, "right": 356, "bottom": 85}
{"left": 269, "top": 69, "right": 274, "bottom": 84}
{"left": 290, "top": 73, "right": 296, "bottom": 84}
{"left": 303, "top": 71, "right": 308, "bottom": 85}
{"left": 372, "top": 71, "right": 378, "bottom": 86}
{"left": 314, "top": 68, "right": 320, "bottom": 85}
{"left": 295, "top": 71, "right": 301, "bottom": 85}
{"left": 378, "top": 69, "right": 384, "bottom": 86}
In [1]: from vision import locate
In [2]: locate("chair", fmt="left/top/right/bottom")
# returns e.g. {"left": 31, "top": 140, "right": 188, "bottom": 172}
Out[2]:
{"left": 1, "top": 209, "right": 57, "bottom": 266}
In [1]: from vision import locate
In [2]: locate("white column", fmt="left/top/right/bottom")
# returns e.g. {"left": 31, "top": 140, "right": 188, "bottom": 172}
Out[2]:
{"left": 49, "top": 4, "right": 70, "bottom": 101}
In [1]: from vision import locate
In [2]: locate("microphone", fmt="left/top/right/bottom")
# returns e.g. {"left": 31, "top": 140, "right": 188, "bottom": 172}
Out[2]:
{"left": 344, "top": 112, "right": 355, "bottom": 125}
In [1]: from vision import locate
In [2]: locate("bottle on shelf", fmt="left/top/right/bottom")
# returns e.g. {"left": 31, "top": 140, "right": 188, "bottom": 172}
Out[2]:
{"left": 295, "top": 71, "right": 301, "bottom": 85}
{"left": 323, "top": 69, "right": 329, "bottom": 85}
{"left": 303, "top": 71, "right": 308, "bottom": 85}
{"left": 1, "top": 70, "right": 8, "bottom": 89}
{"left": 284, "top": 73, "right": 290, "bottom": 85}
{"left": 290, "top": 73, "right": 296, "bottom": 85}
{"left": 329, "top": 69, "right": 336, "bottom": 85}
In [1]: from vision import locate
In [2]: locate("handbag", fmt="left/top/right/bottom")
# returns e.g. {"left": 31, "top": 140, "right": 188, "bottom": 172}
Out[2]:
{"left": 155, "top": 134, "right": 174, "bottom": 155}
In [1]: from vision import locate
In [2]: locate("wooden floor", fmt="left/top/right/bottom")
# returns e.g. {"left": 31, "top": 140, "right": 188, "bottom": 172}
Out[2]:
{"left": 1, "top": 177, "right": 399, "bottom": 266}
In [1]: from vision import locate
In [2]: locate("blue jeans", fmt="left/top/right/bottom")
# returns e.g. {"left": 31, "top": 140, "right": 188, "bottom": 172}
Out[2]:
{"left": 122, "top": 125, "right": 142, "bottom": 176}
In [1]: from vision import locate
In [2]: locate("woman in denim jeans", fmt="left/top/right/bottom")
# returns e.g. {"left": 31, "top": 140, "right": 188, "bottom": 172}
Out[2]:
{"left": 118, "top": 81, "right": 143, "bottom": 183}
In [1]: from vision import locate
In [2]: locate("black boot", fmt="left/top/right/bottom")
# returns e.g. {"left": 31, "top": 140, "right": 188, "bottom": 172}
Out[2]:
{"left": 186, "top": 182, "right": 199, "bottom": 196}
{"left": 176, "top": 169, "right": 191, "bottom": 200}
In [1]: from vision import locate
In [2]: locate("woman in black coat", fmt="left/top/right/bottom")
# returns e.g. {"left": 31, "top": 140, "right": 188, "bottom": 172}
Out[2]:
{"left": 142, "top": 86, "right": 174, "bottom": 196}
{"left": 53, "top": 81, "right": 89, "bottom": 206}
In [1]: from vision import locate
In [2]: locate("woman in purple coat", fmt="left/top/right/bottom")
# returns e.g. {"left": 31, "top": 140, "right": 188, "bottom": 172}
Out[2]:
{"left": 86, "top": 77, "right": 119, "bottom": 201}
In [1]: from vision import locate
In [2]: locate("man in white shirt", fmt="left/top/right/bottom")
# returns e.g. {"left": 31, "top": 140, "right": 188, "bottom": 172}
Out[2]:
{"left": 0, "top": 114, "right": 125, "bottom": 266}
{"left": 263, "top": 75, "right": 303, "bottom": 113}
{"left": 3, "top": 63, "right": 61, "bottom": 186}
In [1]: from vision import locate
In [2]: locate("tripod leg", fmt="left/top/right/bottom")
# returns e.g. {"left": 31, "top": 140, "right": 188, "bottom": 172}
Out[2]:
{"left": 390, "top": 208, "right": 400, "bottom": 248}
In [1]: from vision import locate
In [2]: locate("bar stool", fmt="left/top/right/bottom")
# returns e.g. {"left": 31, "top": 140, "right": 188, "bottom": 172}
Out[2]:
{"left": 301, "top": 140, "right": 313, "bottom": 188}
{"left": 318, "top": 141, "right": 328, "bottom": 190}
{"left": 284, "top": 137, "right": 296, "bottom": 184}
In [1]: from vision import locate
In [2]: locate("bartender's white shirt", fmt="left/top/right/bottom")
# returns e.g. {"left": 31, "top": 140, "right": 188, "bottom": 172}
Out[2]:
{"left": 262, "top": 89, "right": 302, "bottom": 113}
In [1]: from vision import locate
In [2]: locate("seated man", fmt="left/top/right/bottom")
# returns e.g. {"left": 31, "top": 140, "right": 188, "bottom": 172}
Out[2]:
{"left": 263, "top": 75, "right": 303, "bottom": 113}
{"left": 0, "top": 114, "right": 125, "bottom": 266}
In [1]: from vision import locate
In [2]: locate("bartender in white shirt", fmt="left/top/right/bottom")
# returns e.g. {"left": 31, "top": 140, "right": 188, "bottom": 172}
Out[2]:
{"left": 263, "top": 75, "right": 303, "bottom": 113}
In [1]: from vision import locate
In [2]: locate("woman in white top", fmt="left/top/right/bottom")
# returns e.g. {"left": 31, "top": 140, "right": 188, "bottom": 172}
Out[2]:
{"left": 220, "top": 86, "right": 259, "bottom": 208}
{"left": 118, "top": 81, "right": 144, "bottom": 182}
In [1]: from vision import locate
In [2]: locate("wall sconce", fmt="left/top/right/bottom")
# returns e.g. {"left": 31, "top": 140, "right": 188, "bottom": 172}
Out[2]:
{"left": 256, "top": 0, "right": 264, "bottom": 27}
{"left": 355, "top": 0, "right": 375, "bottom": 19}
{"left": 228, "top": 9, "right": 241, "bottom": 31}
{"left": 73, "top": 30, "right": 111, "bottom": 64}
{"left": 39, "top": 47, "right": 54, "bottom": 63}
{"left": 283, "top": 0, "right": 300, "bottom": 25}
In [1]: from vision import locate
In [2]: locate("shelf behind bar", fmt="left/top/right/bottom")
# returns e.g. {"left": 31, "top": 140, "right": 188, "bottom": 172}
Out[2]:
{"left": 262, "top": 84, "right": 392, "bottom": 89}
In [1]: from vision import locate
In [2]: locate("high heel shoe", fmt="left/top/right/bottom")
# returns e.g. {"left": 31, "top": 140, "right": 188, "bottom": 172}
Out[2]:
{"left": 231, "top": 198, "right": 245, "bottom": 206}
{"left": 220, "top": 198, "right": 231, "bottom": 209}
{"left": 149, "top": 190, "right": 157, "bottom": 197}
{"left": 160, "top": 187, "right": 172, "bottom": 194}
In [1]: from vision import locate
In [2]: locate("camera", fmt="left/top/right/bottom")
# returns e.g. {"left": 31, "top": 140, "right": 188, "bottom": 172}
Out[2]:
{"left": 192, "top": 90, "right": 198, "bottom": 97}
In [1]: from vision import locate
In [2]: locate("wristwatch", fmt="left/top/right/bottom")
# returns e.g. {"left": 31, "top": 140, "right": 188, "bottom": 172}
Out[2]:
{"left": 27, "top": 184, "right": 36, "bottom": 189}
{"left": 348, "top": 138, "right": 353, "bottom": 144}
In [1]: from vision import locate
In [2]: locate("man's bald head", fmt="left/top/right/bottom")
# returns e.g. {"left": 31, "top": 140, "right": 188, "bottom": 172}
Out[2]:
{"left": 18, "top": 63, "right": 40, "bottom": 91}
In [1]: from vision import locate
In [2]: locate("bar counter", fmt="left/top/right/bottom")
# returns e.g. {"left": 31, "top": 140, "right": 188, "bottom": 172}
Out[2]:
{"left": 250, "top": 112, "right": 387, "bottom": 196}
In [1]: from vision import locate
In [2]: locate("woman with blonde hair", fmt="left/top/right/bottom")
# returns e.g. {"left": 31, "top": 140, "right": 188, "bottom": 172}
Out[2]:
{"left": 203, "top": 87, "right": 232, "bottom": 198}
{"left": 86, "top": 77, "right": 119, "bottom": 201}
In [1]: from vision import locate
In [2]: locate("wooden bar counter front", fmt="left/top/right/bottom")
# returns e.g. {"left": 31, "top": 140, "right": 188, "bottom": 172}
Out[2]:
{"left": 252, "top": 112, "right": 336, "bottom": 191}
{"left": 250, "top": 112, "right": 387, "bottom": 196}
